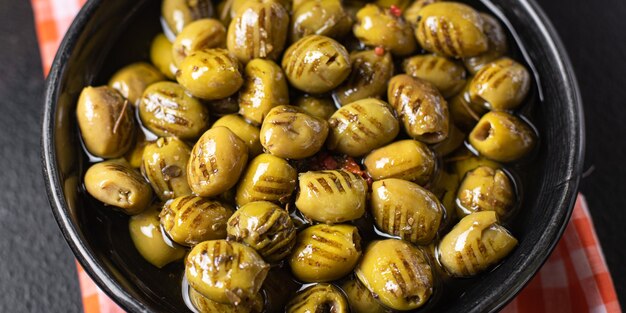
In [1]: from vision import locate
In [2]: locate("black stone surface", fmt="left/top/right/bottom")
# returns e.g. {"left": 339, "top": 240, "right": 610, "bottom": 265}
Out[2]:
{"left": 0, "top": 0, "right": 623, "bottom": 312}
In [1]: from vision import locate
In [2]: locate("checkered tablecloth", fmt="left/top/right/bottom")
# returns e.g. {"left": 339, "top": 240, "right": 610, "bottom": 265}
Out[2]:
{"left": 32, "top": 0, "right": 620, "bottom": 312}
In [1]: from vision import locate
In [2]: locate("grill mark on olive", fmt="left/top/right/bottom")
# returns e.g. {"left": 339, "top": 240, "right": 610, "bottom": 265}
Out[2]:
{"left": 302, "top": 258, "right": 331, "bottom": 268}
{"left": 325, "top": 172, "right": 345, "bottom": 193}
{"left": 337, "top": 171, "right": 353, "bottom": 189}
{"left": 429, "top": 23, "right": 443, "bottom": 54}
{"left": 390, "top": 262, "right": 408, "bottom": 296}
{"left": 316, "top": 178, "right": 333, "bottom": 193}
{"left": 260, "top": 175, "right": 291, "bottom": 184}
{"left": 311, "top": 246, "right": 347, "bottom": 262}
{"left": 489, "top": 69, "right": 511, "bottom": 89}
{"left": 311, "top": 234, "right": 343, "bottom": 249}
{"left": 439, "top": 18, "right": 459, "bottom": 57}
{"left": 307, "top": 182, "right": 319, "bottom": 194}
{"left": 398, "top": 249, "right": 420, "bottom": 285}
{"left": 252, "top": 185, "right": 290, "bottom": 195}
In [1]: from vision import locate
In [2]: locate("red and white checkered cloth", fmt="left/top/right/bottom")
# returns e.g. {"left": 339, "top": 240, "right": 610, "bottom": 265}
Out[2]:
{"left": 32, "top": 0, "right": 620, "bottom": 312}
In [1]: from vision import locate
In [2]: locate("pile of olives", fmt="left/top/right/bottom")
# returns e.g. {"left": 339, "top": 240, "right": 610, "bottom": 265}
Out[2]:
{"left": 78, "top": 0, "right": 537, "bottom": 311}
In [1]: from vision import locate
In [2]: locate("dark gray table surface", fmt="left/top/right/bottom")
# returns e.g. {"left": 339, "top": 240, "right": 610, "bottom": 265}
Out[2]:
{"left": 0, "top": 0, "right": 623, "bottom": 312}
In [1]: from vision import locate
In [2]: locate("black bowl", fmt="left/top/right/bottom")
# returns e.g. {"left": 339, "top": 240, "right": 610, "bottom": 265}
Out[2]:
{"left": 41, "top": 0, "right": 584, "bottom": 312}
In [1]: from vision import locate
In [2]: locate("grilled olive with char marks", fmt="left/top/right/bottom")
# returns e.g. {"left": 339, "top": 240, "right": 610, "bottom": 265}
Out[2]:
{"left": 469, "top": 111, "right": 536, "bottom": 162}
{"left": 364, "top": 139, "right": 436, "bottom": 186}
{"left": 213, "top": 114, "right": 263, "bottom": 156}
{"left": 328, "top": 98, "right": 399, "bottom": 157}
{"left": 238, "top": 59, "right": 289, "bottom": 125}
{"left": 438, "top": 211, "right": 517, "bottom": 277}
{"left": 286, "top": 283, "right": 349, "bottom": 313}
{"left": 403, "top": 0, "right": 439, "bottom": 26}
{"left": 456, "top": 166, "right": 515, "bottom": 218}
{"left": 341, "top": 278, "right": 390, "bottom": 313}
{"left": 290, "top": 0, "right": 353, "bottom": 43}
{"left": 294, "top": 94, "right": 337, "bottom": 120}
{"left": 129, "top": 205, "right": 186, "bottom": 268}
{"left": 295, "top": 170, "right": 368, "bottom": 224}
{"left": 464, "top": 13, "right": 508, "bottom": 74}
{"left": 76, "top": 86, "right": 134, "bottom": 158}
{"left": 235, "top": 153, "right": 297, "bottom": 207}
{"left": 403, "top": 54, "right": 467, "bottom": 98}
{"left": 150, "top": 34, "right": 177, "bottom": 80}
{"left": 333, "top": 49, "right": 394, "bottom": 106}
{"left": 186, "top": 240, "right": 270, "bottom": 305}
{"left": 176, "top": 48, "right": 243, "bottom": 100}
{"left": 289, "top": 224, "right": 361, "bottom": 282}
{"left": 142, "top": 137, "right": 192, "bottom": 201}
{"left": 189, "top": 287, "right": 264, "bottom": 313}
{"left": 109, "top": 63, "right": 165, "bottom": 107}
{"left": 162, "top": 0, "right": 213, "bottom": 35}
{"left": 388, "top": 74, "right": 449, "bottom": 144}
{"left": 172, "top": 18, "right": 227, "bottom": 66}
{"left": 468, "top": 58, "right": 531, "bottom": 111}
{"left": 355, "top": 239, "right": 434, "bottom": 311}
{"left": 353, "top": 4, "right": 417, "bottom": 56}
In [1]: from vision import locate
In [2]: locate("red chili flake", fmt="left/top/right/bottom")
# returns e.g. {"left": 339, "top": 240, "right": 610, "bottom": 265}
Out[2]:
{"left": 341, "top": 157, "right": 362, "bottom": 174}
{"left": 390, "top": 5, "right": 402, "bottom": 17}
{"left": 322, "top": 155, "right": 339, "bottom": 170}
{"left": 374, "top": 46, "right": 385, "bottom": 56}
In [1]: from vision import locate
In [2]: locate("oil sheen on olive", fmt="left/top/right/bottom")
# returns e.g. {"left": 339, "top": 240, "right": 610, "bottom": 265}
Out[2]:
{"left": 76, "top": 86, "right": 134, "bottom": 158}
{"left": 456, "top": 166, "right": 515, "bottom": 218}
{"left": 403, "top": 54, "right": 467, "bottom": 98}
{"left": 161, "top": 0, "right": 213, "bottom": 35}
{"left": 238, "top": 59, "right": 289, "bottom": 125}
{"left": 403, "top": 0, "right": 439, "bottom": 26}
{"left": 364, "top": 139, "right": 436, "bottom": 186}
{"left": 464, "top": 13, "right": 508, "bottom": 74}
{"left": 286, "top": 283, "right": 349, "bottom": 313}
{"left": 388, "top": 74, "right": 450, "bottom": 144}
{"left": 150, "top": 33, "right": 177, "bottom": 79}
{"left": 289, "top": 224, "right": 361, "bottom": 282}
{"left": 172, "top": 18, "right": 227, "bottom": 66}
{"left": 341, "top": 278, "right": 389, "bottom": 313}
{"left": 129, "top": 205, "right": 186, "bottom": 268}
{"left": 327, "top": 98, "right": 399, "bottom": 157}
{"left": 468, "top": 58, "right": 531, "bottom": 111}
{"left": 353, "top": 4, "right": 417, "bottom": 56}
{"left": 235, "top": 153, "right": 297, "bottom": 207}
{"left": 333, "top": 50, "right": 394, "bottom": 106}
{"left": 295, "top": 170, "right": 368, "bottom": 224}
{"left": 176, "top": 48, "right": 243, "bottom": 100}
{"left": 109, "top": 62, "right": 165, "bottom": 107}
{"left": 189, "top": 287, "right": 264, "bottom": 313}
{"left": 290, "top": 0, "right": 353, "bottom": 43}
{"left": 294, "top": 94, "right": 337, "bottom": 120}
{"left": 469, "top": 111, "right": 536, "bottom": 162}
{"left": 212, "top": 114, "right": 263, "bottom": 156}
{"left": 141, "top": 137, "right": 192, "bottom": 201}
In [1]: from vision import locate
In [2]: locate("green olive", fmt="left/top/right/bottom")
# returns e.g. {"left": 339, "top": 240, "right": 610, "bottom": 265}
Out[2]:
{"left": 129, "top": 205, "right": 186, "bottom": 268}
{"left": 227, "top": 201, "right": 296, "bottom": 262}
{"left": 289, "top": 224, "right": 361, "bottom": 282}
{"left": 124, "top": 131, "right": 148, "bottom": 168}
{"left": 109, "top": 63, "right": 165, "bottom": 107}
{"left": 448, "top": 84, "right": 487, "bottom": 132}
{"left": 450, "top": 149, "right": 501, "bottom": 179}
{"left": 403, "top": 0, "right": 439, "bottom": 26}
{"left": 189, "top": 287, "right": 264, "bottom": 313}
{"left": 295, "top": 170, "right": 368, "bottom": 224}
{"left": 438, "top": 211, "right": 517, "bottom": 276}
{"left": 286, "top": 283, "right": 349, "bottom": 313}
{"left": 456, "top": 166, "right": 514, "bottom": 218}
{"left": 333, "top": 50, "right": 394, "bottom": 106}
{"left": 375, "top": 0, "right": 411, "bottom": 9}
{"left": 430, "top": 170, "right": 459, "bottom": 229}
{"left": 176, "top": 48, "right": 243, "bottom": 100}
{"left": 371, "top": 178, "right": 444, "bottom": 245}
{"left": 208, "top": 95, "right": 240, "bottom": 116}
{"left": 231, "top": 0, "right": 292, "bottom": 21}
{"left": 235, "top": 154, "right": 297, "bottom": 207}
{"left": 238, "top": 59, "right": 289, "bottom": 125}
{"left": 227, "top": 0, "right": 289, "bottom": 64}
{"left": 213, "top": 114, "right": 263, "bottom": 156}
{"left": 294, "top": 94, "right": 337, "bottom": 120}
{"left": 432, "top": 123, "right": 465, "bottom": 156}
{"left": 403, "top": 54, "right": 467, "bottom": 98}
{"left": 469, "top": 111, "right": 535, "bottom": 162}
{"left": 260, "top": 105, "right": 329, "bottom": 159}
{"left": 139, "top": 81, "right": 209, "bottom": 140}
{"left": 464, "top": 13, "right": 508, "bottom": 74}
{"left": 290, "top": 0, "right": 353, "bottom": 43}
{"left": 187, "top": 126, "right": 249, "bottom": 197}
{"left": 364, "top": 139, "right": 436, "bottom": 186}
{"left": 341, "top": 278, "right": 389, "bottom": 313}
{"left": 150, "top": 34, "right": 177, "bottom": 80}
{"left": 76, "top": 86, "right": 134, "bottom": 158}
{"left": 186, "top": 240, "right": 270, "bottom": 305}
{"left": 160, "top": 195, "right": 233, "bottom": 246}
{"left": 468, "top": 58, "right": 531, "bottom": 111}
{"left": 162, "top": 0, "right": 213, "bottom": 35}
{"left": 388, "top": 74, "right": 449, "bottom": 144}
{"left": 355, "top": 239, "right": 433, "bottom": 311}
{"left": 416, "top": 2, "right": 488, "bottom": 58}
{"left": 84, "top": 159, "right": 152, "bottom": 215}
{"left": 141, "top": 137, "right": 192, "bottom": 201}
{"left": 282, "top": 35, "right": 351, "bottom": 94}
{"left": 172, "top": 18, "right": 227, "bottom": 66}
{"left": 327, "top": 98, "right": 399, "bottom": 157}
{"left": 353, "top": 4, "right": 417, "bottom": 56}
{"left": 216, "top": 0, "right": 235, "bottom": 26}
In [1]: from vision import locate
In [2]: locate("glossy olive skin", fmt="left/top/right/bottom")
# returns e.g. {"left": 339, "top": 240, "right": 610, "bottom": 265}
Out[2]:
{"left": 286, "top": 283, "right": 349, "bottom": 313}
{"left": 139, "top": 81, "right": 209, "bottom": 140}
{"left": 355, "top": 239, "right": 434, "bottom": 310}
{"left": 404, "top": 0, "right": 439, "bottom": 26}
{"left": 371, "top": 178, "right": 444, "bottom": 245}
{"left": 160, "top": 195, "right": 233, "bottom": 246}
{"left": 290, "top": 0, "right": 352, "bottom": 42}
{"left": 333, "top": 50, "right": 394, "bottom": 106}
{"left": 282, "top": 35, "right": 351, "bottom": 94}
{"left": 109, "top": 63, "right": 164, "bottom": 107}
{"left": 84, "top": 159, "right": 152, "bottom": 215}
{"left": 464, "top": 13, "right": 508, "bottom": 74}
{"left": 451, "top": 149, "right": 501, "bottom": 179}
{"left": 448, "top": 85, "right": 487, "bottom": 132}
{"left": 186, "top": 240, "right": 270, "bottom": 305}
{"left": 227, "top": 0, "right": 289, "bottom": 64}
{"left": 213, "top": 114, "right": 263, "bottom": 156}
{"left": 76, "top": 86, "right": 134, "bottom": 158}
{"left": 227, "top": 201, "right": 296, "bottom": 262}
{"left": 125, "top": 131, "right": 148, "bottom": 168}
{"left": 341, "top": 279, "right": 389, "bottom": 313}
{"left": 294, "top": 94, "right": 336, "bottom": 120}
{"left": 162, "top": 0, "right": 213, "bottom": 35}
{"left": 208, "top": 95, "right": 240, "bottom": 116}
{"left": 238, "top": 59, "right": 289, "bottom": 125}
{"left": 364, "top": 139, "right": 436, "bottom": 186}
{"left": 129, "top": 205, "right": 186, "bottom": 268}
{"left": 469, "top": 111, "right": 536, "bottom": 162}
{"left": 456, "top": 166, "right": 514, "bottom": 218}
{"left": 469, "top": 58, "right": 531, "bottom": 111}
{"left": 176, "top": 48, "right": 243, "bottom": 100}
{"left": 150, "top": 34, "right": 177, "bottom": 79}
{"left": 328, "top": 98, "right": 399, "bottom": 157}
{"left": 354, "top": 4, "right": 417, "bottom": 56}
{"left": 375, "top": 0, "right": 411, "bottom": 10}
{"left": 433, "top": 123, "right": 465, "bottom": 156}
{"left": 295, "top": 170, "right": 368, "bottom": 224}
{"left": 172, "top": 18, "right": 227, "bottom": 66}
{"left": 235, "top": 153, "right": 297, "bottom": 206}
{"left": 416, "top": 2, "right": 488, "bottom": 58}
{"left": 187, "top": 127, "right": 249, "bottom": 197}
{"left": 403, "top": 54, "right": 467, "bottom": 98}
{"left": 430, "top": 170, "right": 459, "bottom": 229}
{"left": 260, "top": 105, "right": 329, "bottom": 159}
{"left": 141, "top": 137, "right": 192, "bottom": 201}
{"left": 289, "top": 224, "right": 361, "bottom": 282}
{"left": 388, "top": 74, "right": 449, "bottom": 144}
{"left": 439, "top": 211, "right": 517, "bottom": 277}
{"left": 189, "top": 287, "right": 264, "bottom": 313}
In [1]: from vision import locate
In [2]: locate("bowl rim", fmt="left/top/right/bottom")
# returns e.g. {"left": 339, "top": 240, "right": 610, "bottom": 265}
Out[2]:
{"left": 41, "top": 0, "right": 585, "bottom": 312}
